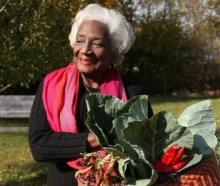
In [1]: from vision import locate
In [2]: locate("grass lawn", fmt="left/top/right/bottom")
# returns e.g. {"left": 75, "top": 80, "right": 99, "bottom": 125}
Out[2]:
{"left": 0, "top": 132, "right": 47, "bottom": 186}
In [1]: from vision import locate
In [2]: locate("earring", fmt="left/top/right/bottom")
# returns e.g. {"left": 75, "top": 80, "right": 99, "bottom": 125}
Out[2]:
{"left": 110, "top": 63, "right": 116, "bottom": 70}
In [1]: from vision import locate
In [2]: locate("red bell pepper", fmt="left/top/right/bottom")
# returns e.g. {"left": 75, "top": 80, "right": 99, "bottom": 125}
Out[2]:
{"left": 153, "top": 160, "right": 176, "bottom": 174}
{"left": 172, "top": 157, "right": 190, "bottom": 171}
{"left": 161, "top": 144, "right": 179, "bottom": 166}
{"left": 153, "top": 144, "right": 189, "bottom": 174}
{"left": 171, "top": 146, "right": 185, "bottom": 166}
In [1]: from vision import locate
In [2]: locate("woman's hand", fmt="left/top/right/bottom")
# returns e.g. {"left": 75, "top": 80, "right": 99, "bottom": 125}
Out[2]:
{"left": 86, "top": 132, "right": 100, "bottom": 151}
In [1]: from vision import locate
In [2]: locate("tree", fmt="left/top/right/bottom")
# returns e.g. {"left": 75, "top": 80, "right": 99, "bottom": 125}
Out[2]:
{"left": 120, "top": 0, "right": 220, "bottom": 94}
{"left": 0, "top": 0, "right": 74, "bottom": 94}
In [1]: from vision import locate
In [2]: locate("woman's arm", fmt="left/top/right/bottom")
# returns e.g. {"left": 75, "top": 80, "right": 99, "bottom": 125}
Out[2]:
{"left": 28, "top": 80, "right": 94, "bottom": 163}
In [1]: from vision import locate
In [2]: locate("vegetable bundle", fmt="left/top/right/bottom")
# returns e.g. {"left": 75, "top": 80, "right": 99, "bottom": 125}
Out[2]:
{"left": 76, "top": 94, "right": 217, "bottom": 186}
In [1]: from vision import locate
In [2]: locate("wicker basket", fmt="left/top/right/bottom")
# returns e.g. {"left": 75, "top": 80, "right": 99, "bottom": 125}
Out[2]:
{"left": 154, "top": 153, "right": 220, "bottom": 186}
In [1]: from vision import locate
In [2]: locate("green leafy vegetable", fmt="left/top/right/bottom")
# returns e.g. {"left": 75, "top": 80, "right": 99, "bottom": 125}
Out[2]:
{"left": 85, "top": 94, "right": 217, "bottom": 186}
{"left": 178, "top": 100, "right": 217, "bottom": 155}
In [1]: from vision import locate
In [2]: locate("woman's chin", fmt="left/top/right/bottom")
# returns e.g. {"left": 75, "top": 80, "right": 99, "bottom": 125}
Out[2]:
{"left": 77, "top": 67, "right": 95, "bottom": 77}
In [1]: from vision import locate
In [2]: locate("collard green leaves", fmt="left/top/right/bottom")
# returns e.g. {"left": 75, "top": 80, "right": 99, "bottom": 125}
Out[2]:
{"left": 85, "top": 94, "right": 217, "bottom": 186}
{"left": 122, "top": 112, "right": 194, "bottom": 162}
{"left": 85, "top": 94, "right": 124, "bottom": 146}
{"left": 177, "top": 100, "right": 217, "bottom": 155}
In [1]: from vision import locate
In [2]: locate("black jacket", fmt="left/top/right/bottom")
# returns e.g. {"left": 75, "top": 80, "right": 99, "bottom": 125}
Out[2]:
{"left": 28, "top": 77, "right": 153, "bottom": 186}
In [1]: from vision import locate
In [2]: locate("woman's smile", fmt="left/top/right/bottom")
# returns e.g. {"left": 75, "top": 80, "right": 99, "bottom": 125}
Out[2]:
{"left": 79, "top": 58, "right": 94, "bottom": 65}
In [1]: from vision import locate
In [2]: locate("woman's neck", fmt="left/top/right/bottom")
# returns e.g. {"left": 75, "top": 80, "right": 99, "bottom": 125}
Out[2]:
{"left": 81, "top": 74, "right": 103, "bottom": 89}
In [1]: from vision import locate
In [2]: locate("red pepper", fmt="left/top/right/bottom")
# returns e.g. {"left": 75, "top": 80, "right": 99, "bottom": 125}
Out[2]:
{"left": 161, "top": 144, "right": 179, "bottom": 166}
{"left": 171, "top": 146, "right": 185, "bottom": 166}
{"left": 153, "top": 160, "right": 176, "bottom": 174}
{"left": 153, "top": 144, "right": 190, "bottom": 174}
{"left": 172, "top": 157, "right": 190, "bottom": 171}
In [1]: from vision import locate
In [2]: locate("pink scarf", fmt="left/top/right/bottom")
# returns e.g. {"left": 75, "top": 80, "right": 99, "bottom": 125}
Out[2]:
{"left": 42, "top": 62, "right": 127, "bottom": 168}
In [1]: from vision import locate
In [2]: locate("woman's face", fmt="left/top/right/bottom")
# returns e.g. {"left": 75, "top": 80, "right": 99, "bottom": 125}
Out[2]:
{"left": 73, "top": 20, "right": 113, "bottom": 81}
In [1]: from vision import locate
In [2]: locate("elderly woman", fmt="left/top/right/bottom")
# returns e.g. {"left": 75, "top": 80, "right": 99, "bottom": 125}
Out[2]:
{"left": 29, "top": 4, "right": 153, "bottom": 186}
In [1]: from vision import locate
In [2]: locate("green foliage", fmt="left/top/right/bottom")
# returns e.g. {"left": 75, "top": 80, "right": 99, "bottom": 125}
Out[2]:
{"left": 121, "top": 0, "right": 220, "bottom": 94}
{"left": 0, "top": 0, "right": 74, "bottom": 93}
{"left": 122, "top": 16, "right": 208, "bottom": 94}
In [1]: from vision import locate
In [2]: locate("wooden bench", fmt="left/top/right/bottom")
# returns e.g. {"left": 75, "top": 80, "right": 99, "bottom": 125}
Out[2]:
{"left": 0, "top": 95, "right": 35, "bottom": 118}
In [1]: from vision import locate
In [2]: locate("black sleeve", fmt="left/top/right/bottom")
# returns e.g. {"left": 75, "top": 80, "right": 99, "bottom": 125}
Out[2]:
{"left": 147, "top": 100, "right": 154, "bottom": 118}
{"left": 28, "top": 79, "right": 89, "bottom": 163}
{"left": 122, "top": 78, "right": 154, "bottom": 119}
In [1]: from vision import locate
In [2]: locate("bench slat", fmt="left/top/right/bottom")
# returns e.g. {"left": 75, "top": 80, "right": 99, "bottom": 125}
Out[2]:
{"left": 0, "top": 101, "right": 33, "bottom": 106}
{"left": 0, "top": 111, "right": 31, "bottom": 118}
{"left": 0, "top": 95, "right": 35, "bottom": 101}
{"left": 0, "top": 96, "right": 35, "bottom": 118}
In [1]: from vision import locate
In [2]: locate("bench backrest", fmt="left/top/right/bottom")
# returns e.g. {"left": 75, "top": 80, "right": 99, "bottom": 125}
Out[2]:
{"left": 0, "top": 96, "right": 35, "bottom": 118}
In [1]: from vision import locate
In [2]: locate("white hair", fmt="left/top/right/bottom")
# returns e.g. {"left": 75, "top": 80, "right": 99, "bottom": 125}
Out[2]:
{"left": 69, "top": 4, "right": 135, "bottom": 66}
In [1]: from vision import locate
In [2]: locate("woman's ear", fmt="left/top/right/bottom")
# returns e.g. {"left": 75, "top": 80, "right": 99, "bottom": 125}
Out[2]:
{"left": 111, "top": 50, "right": 117, "bottom": 61}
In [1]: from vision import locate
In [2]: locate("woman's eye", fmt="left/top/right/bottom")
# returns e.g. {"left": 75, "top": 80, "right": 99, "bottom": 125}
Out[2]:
{"left": 92, "top": 42, "right": 102, "bottom": 47}
{"left": 76, "top": 39, "right": 84, "bottom": 44}
{"left": 92, "top": 42, "right": 99, "bottom": 46}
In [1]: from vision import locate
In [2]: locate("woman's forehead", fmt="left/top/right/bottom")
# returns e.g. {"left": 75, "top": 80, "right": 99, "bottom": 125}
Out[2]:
{"left": 77, "top": 20, "right": 109, "bottom": 38}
